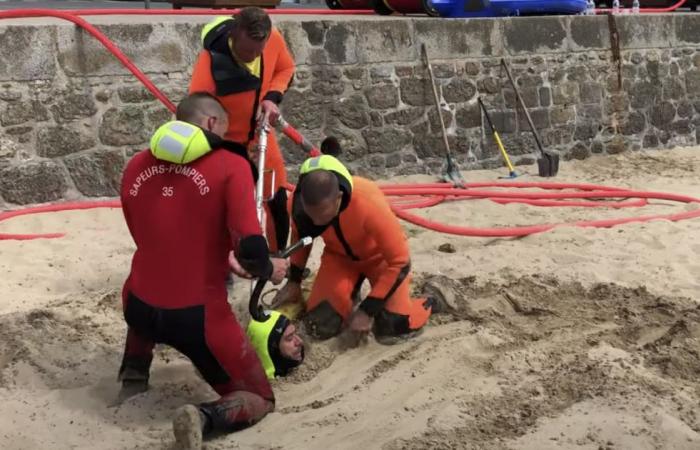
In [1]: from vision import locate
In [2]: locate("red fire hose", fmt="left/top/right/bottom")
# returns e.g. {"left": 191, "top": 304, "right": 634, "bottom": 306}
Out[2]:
{"left": 3, "top": 183, "right": 700, "bottom": 240}
{"left": 595, "top": 0, "right": 688, "bottom": 13}
{"left": 1, "top": 9, "right": 699, "bottom": 241}
{"left": 55, "top": 8, "right": 374, "bottom": 16}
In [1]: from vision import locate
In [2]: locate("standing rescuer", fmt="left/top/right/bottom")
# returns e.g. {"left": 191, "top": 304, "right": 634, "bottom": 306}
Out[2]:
{"left": 189, "top": 7, "right": 295, "bottom": 253}
{"left": 117, "top": 93, "right": 288, "bottom": 450}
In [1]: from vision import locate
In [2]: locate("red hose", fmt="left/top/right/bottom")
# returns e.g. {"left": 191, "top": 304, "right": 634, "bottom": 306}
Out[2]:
{"left": 0, "top": 9, "right": 341, "bottom": 147}
{"left": 1, "top": 10, "right": 699, "bottom": 241}
{"left": 380, "top": 187, "right": 700, "bottom": 203}
{"left": 0, "top": 200, "right": 121, "bottom": 241}
{"left": 3, "top": 184, "right": 699, "bottom": 240}
{"left": 0, "top": 9, "right": 177, "bottom": 112}
{"left": 394, "top": 202, "right": 700, "bottom": 238}
{"left": 595, "top": 0, "right": 687, "bottom": 13}
{"left": 62, "top": 8, "right": 375, "bottom": 16}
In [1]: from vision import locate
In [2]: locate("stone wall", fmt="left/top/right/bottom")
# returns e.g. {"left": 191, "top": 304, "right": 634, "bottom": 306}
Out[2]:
{"left": 0, "top": 14, "right": 699, "bottom": 205}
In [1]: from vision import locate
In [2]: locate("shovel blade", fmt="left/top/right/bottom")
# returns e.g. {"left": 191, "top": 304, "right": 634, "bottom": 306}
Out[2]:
{"left": 441, "top": 156, "right": 466, "bottom": 187}
{"left": 537, "top": 153, "right": 560, "bottom": 177}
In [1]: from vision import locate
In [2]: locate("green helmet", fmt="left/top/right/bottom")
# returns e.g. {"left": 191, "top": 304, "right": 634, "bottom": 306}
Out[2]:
{"left": 246, "top": 311, "right": 304, "bottom": 380}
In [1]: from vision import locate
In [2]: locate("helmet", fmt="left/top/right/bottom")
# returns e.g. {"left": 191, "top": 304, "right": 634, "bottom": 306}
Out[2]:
{"left": 246, "top": 311, "right": 304, "bottom": 380}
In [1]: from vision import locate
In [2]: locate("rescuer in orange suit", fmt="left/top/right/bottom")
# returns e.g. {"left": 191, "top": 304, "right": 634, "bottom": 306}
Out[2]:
{"left": 272, "top": 155, "right": 449, "bottom": 344}
{"left": 189, "top": 7, "right": 294, "bottom": 252}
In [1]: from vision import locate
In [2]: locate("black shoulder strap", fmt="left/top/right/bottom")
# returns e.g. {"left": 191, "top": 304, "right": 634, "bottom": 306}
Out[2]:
{"left": 202, "top": 130, "right": 258, "bottom": 182}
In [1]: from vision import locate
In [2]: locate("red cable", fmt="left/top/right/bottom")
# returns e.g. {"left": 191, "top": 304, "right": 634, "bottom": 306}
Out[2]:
{"left": 595, "top": 0, "right": 687, "bottom": 13}
{"left": 64, "top": 8, "right": 374, "bottom": 15}
{"left": 381, "top": 187, "right": 700, "bottom": 203}
{"left": 3, "top": 185, "right": 699, "bottom": 240}
{"left": 0, "top": 9, "right": 332, "bottom": 147}
{"left": 1, "top": 10, "right": 699, "bottom": 241}
{"left": 0, "top": 200, "right": 121, "bottom": 241}
{"left": 0, "top": 9, "right": 177, "bottom": 112}
{"left": 393, "top": 203, "right": 700, "bottom": 238}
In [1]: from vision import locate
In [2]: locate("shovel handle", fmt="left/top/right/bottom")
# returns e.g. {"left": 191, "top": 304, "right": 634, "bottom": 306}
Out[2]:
{"left": 277, "top": 115, "right": 321, "bottom": 157}
{"left": 478, "top": 97, "right": 516, "bottom": 174}
{"left": 478, "top": 97, "right": 497, "bottom": 133}
{"left": 500, "top": 59, "right": 545, "bottom": 157}
{"left": 421, "top": 43, "right": 453, "bottom": 159}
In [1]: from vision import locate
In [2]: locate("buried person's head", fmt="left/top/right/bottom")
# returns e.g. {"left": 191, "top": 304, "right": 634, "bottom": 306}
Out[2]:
{"left": 247, "top": 311, "right": 304, "bottom": 379}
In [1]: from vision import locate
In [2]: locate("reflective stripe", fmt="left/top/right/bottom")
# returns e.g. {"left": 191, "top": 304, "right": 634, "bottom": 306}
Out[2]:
{"left": 299, "top": 154, "right": 353, "bottom": 188}
{"left": 150, "top": 120, "right": 213, "bottom": 165}
{"left": 168, "top": 121, "right": 197, "bottom": 138}
{"left": 157, "top": 134, "right": 186, "bottom": 160}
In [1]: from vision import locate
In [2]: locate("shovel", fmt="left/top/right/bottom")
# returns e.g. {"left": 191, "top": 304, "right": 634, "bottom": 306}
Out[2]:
{"left": 478, "top": 97, "right": 518, "bottom": 179}
{"left": 500, "top": 58, "right": 559, "bottom": 177}
{"left": 421, "top": 43, "right": 466, "bottom": 187}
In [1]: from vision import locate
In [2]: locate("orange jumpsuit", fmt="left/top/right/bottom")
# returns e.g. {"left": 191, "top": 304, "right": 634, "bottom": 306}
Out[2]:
{"left": 189, "top": 27, "right": 294, "bottom": 252}
{"left": 289, "top": 176, "right": 433, "bottom": 338}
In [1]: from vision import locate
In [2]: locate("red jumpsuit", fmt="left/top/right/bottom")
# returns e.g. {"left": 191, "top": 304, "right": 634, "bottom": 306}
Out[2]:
{"left": 119, "top": 146, "right": 273, "bottom": 431}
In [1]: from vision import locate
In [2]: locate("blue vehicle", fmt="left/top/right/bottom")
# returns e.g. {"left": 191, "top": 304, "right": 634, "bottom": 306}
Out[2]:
{"left": 426, "top": 0, "right": 588, "bottom": 17}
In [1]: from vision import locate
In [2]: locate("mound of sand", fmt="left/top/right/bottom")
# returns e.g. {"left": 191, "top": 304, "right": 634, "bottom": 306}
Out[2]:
{"left": 1, "top": 147, "right": 699, "bottom": 450}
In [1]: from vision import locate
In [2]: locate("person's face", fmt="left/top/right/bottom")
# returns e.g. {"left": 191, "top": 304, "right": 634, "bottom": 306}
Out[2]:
{"left": 204, "top": 114, "right": 229, "bottom": 139}
{"left": 232, "top": 29, "right": 268, "bottom": 63}
{"left": 302, "top": 192, "right": 342, "bottom": 227}
{"left": 279, "top": 323, "right": 304, "bottom": 362}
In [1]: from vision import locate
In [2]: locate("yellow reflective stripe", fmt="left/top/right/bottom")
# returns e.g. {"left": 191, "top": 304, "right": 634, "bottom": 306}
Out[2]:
{"left": 157, "top": 134, "right": 186, "bottom": 160}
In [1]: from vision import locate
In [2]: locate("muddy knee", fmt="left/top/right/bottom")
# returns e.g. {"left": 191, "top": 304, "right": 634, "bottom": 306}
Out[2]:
{"left": 304, "top": 302, "right": 343, "bottom": 340}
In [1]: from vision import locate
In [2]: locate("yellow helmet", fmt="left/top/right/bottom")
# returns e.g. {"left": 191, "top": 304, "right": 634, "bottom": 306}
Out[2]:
{"left": 149, "top": 120, "right": 213, "bottom": 164}
{"left": 299, "top": 154, "right": 353, "bottom": 189}
{"left": 246, "top": 311, "right": 304, "bottom": 380}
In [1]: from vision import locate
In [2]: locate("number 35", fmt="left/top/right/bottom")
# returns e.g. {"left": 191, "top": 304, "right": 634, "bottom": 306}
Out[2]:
{"left": 162, "top": 186, "right": 174, "bottom": 197}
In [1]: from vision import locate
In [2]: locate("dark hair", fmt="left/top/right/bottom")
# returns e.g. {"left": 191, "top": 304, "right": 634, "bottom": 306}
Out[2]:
{"left": 175, "top": 92, "right": 226, "bottom": 123}
{"left": 320, "top": 136, "right": 342, "bottom": 156}
{"left": 299, "top": 170, "right": 340, "bottom": 207}
{"left": 234, "top": 7, "right": 272, "bottom": 41}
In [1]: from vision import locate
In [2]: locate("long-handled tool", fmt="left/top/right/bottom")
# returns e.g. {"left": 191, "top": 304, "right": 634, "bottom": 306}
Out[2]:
{"left": 478, "top": 97, "right": 518, "bottom": 179}
{"left": 276, "top": 115, "right": 322, "bottom": 157}
{"left": 277, "top": 115, "right": 342, "bottom": 158}
{"left": 500, "top": 58, "right": 559, "bottom": 177}
{"left": 255, "top": 119, "right": 271, "bottom": 228}
{"left": 249, "top": 236, "right": 313, "bottom": 322}
{"left": 421, "top": 43, "right": 466, "bottom": 187}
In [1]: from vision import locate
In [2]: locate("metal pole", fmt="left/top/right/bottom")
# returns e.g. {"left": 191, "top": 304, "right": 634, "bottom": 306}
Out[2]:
{"left": 255, "top": 120, "right": 270, "bottom": 232}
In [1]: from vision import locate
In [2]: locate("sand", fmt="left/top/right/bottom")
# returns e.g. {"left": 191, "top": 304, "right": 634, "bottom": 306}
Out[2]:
{"left": 1, "top": 146, "right": 699, "bottom": 450}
